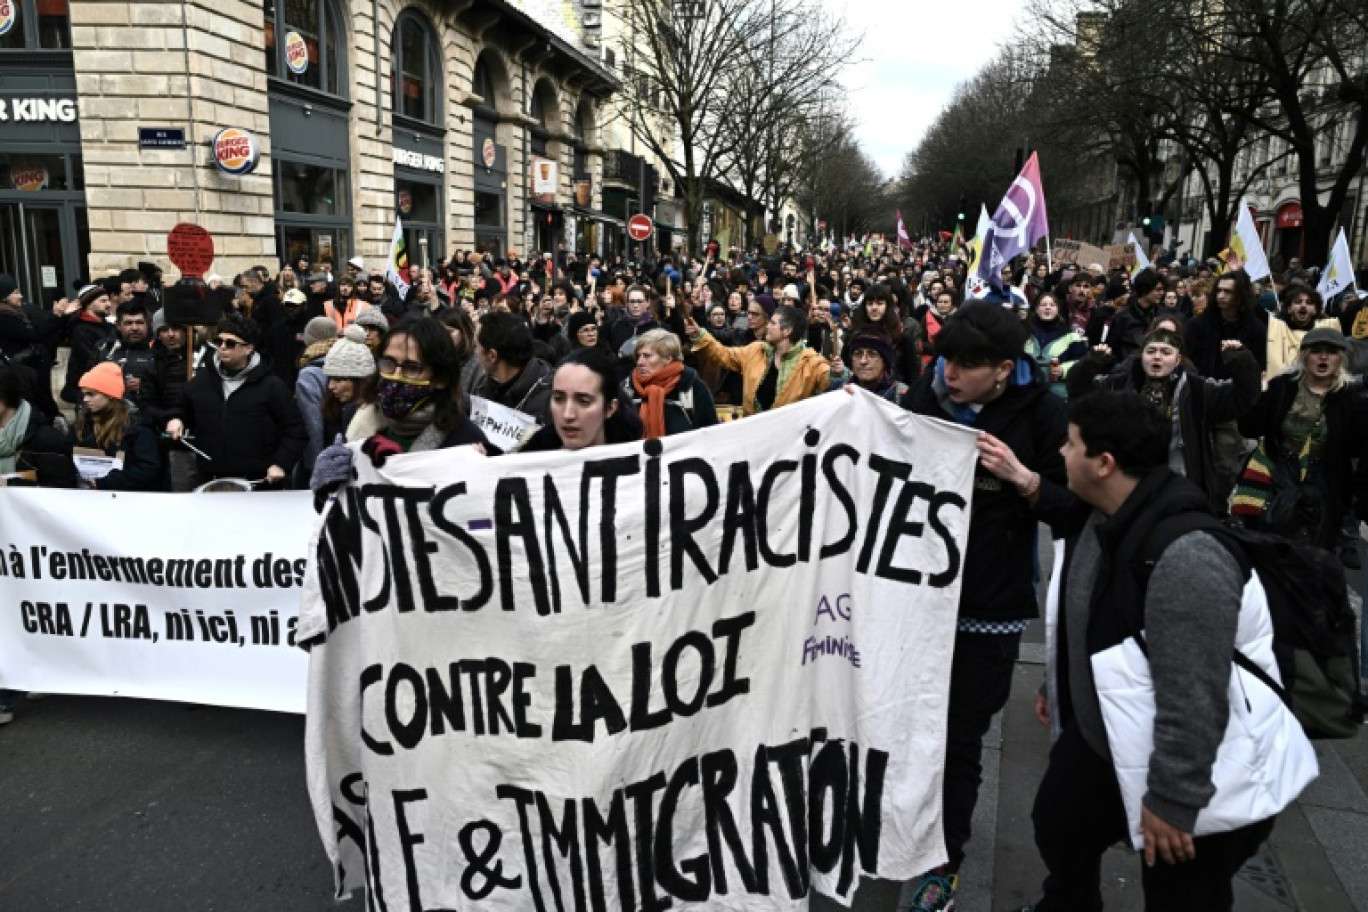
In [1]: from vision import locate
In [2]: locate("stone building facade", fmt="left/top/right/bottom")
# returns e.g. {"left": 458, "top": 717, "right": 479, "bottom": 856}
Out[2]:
{"left": 0, "top": 0, "right": 616, "bottom": 306}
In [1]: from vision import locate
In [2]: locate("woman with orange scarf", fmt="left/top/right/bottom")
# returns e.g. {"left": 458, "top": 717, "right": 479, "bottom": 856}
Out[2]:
{"left": 623, "top": 329, "right": 719, "bottom": 438}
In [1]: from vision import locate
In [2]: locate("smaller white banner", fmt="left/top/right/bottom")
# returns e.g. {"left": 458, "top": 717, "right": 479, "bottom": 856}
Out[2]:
{"left": 73, "top": 453, "right": 120, "bottom": 481}
{"left": 469, "top": 394, "right": 539, "bottom": 452}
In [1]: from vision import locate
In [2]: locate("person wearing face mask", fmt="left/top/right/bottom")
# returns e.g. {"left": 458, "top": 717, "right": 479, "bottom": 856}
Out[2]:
{"left": 309, "top": 317, "right": 492, "bottom": 500}
{"left": 165, "top": 314, "right": 306, "bottom": 488}
{"left": 1067, "top": 327, "right": 1260, "bottom": 514}
{"left": 1235, "top": 328, "right": 1368, "bottom": 554}
{"left": 1266, "top": 283, "right": 1339, "bottom": 378}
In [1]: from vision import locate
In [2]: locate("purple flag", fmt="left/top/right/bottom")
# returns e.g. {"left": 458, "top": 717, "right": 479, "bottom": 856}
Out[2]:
{"left": 975, "top": 153, "right": 1049, "bottom": 289}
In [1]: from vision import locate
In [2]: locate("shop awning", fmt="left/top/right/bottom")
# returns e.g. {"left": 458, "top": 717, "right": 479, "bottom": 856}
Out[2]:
{"left": 573, "top": 206, "right": 625, "bottom": 228}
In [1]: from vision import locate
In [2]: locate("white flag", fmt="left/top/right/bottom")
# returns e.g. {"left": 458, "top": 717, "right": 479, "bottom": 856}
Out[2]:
{"left": 1317, "top": 228, "right": 1356, "bottom": 300}
{"left": 1230, "top": 199, "right": 1272, "bottom": 281}
{"left": 1128, "top": 232, "right": 1152, "bottom": 272}
{"left": 386, "top": 216, "right": 410, "bottom": 299}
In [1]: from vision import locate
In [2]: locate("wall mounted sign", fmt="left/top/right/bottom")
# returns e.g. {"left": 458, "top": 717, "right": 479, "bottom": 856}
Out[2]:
{"left": 11, "top": 164, "right": 48, "bottom": 192}
{"left": 139, "top": 127, "right": 187, "bottom": 150}
{"left": 284, "top": 31, "right": 309, "bottom": 75}
{"left": 0, "top": 0, "right": 17, "bottom": 36}
{"left": 0, "top": 97, "right": 77, "bottom": 123}
{"left": 482, "top": 138, "right": 496, "bottom": 168}
{"left": 211, "top": 128, "right": 261, "bottom": 175}
{"left": 392, "top": 148, "right": 443, "bottom": 173}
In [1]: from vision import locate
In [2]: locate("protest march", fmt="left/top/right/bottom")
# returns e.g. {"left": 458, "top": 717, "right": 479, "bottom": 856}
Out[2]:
{"left": 2, "top": 76, "right": 1368, "bottom": 907}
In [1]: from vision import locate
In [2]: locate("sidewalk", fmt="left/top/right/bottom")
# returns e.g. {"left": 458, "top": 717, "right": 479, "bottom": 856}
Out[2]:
{"left": 822, "top": 547, "right": 1368, "bottom": 912}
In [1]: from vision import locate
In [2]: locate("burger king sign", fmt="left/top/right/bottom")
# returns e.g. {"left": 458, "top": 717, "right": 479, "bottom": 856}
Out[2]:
{"left": 284, "top": 31, "right": 309, "bottom": 75}
{"left": 212, "top": 128, "right": 260, "bottom": 175}
{"left": 0, "top": 0, "right": 17, "bottom": 37}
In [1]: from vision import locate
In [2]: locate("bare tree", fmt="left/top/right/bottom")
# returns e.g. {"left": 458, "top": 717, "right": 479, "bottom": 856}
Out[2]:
{"left": 606, "top": 0, "right": 774, "bottom": 254}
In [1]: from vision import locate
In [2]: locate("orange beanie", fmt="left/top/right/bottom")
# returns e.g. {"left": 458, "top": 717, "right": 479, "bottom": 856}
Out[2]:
{"left": 79, "top": 361, "right": 126, "bottom": 400}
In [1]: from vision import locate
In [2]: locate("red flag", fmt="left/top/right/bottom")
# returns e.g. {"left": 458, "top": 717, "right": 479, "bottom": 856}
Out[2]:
{"left": 896, "top": 211, "right": 913, "bottom": 250}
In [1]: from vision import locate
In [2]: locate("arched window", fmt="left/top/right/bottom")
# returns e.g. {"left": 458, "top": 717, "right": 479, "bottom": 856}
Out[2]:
{"left": 472, "top": 57, "right": 497, "bottom": 115}
{"left": 529, "top": 81, "right": 557, "bottom": 157}
{"left": 0, "top": 0, "right": 72, "bottom": 50}
{"left": 263, "top": 0, "right": 346, "bottom": 98}
{"left": 391, "top": 10, "right": 441, "bottom": 125}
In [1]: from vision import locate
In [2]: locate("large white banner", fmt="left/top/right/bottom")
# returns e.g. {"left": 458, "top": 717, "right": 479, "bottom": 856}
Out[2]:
{"left": 0, "top": 489, "right": 313, "bottom": 713}
{"left": 302, "top": 391, "right": 978, "bottom": 909}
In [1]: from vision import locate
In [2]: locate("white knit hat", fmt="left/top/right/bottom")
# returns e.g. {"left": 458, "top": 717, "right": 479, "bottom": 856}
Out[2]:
{"left": 324, "top": 324, "right": 376, "bottom": 378}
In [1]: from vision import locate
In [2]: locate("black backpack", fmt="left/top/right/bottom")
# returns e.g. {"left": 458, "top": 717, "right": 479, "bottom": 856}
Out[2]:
{"left": 1136, "top": 512, "right": 1362, "bottom": 739}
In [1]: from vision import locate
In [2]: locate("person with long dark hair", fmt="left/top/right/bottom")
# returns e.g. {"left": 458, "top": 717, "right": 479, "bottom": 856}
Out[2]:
{"left": 520, "top": 348, "right": 643, "bottom": 451}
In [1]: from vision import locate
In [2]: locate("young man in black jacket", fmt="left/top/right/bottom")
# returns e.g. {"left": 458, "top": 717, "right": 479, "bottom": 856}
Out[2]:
{"left": 165, "top": 313, "right": 306, "bottom": 488}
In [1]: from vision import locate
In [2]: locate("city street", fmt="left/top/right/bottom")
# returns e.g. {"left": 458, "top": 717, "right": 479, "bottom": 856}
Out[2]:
{"left": 4, "top": 590, "right": 1366, "bottom": 911}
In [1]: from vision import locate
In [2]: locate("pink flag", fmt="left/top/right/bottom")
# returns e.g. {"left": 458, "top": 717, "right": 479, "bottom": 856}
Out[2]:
{"left": 975, "top": 152, "right": 1050, "bottom": 290}
{"left": 896, "top": 211, "right": 913, "bottom": 249}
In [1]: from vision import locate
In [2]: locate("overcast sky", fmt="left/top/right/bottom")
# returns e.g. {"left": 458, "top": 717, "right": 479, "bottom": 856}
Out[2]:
{"left": 833, "top": 0, "right": 1026, "bottom": 180}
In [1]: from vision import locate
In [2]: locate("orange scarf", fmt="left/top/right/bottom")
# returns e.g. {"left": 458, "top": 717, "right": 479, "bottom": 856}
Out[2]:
{"left": 632, "top": 361, "right": 685, "bottom": 439}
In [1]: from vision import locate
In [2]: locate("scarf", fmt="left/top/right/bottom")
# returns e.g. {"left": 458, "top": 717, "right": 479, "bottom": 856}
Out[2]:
{"left": 383, "top": 400, "right": 437, "bottom": 444}
{"left": 0, "top": 399, "right": 31, "bottom": 473}
{"left": 1139, "top": 374, "right": 1177, "bottom": 419}
{"left": 632, "top": 361, "right": 685, "bottom": 439}
{"left": 622, "top": 308, "right": 655, "bottom": 328}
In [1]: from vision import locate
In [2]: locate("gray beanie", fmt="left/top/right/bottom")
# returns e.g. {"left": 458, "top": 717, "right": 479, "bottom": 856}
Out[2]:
{"left": 353, "top": 306, "right": 389, "bottom": 332}
{"left": 304, "top": 316, "right": 338, "bottom": 348}
{"left": 324, "top": 325, "right": 376, "bottom": 378}
{"left": 151, "top": 309, "right": 167, "bottom": 333}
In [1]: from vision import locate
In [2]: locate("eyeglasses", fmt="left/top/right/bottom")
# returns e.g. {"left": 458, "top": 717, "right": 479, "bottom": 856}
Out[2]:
{"left": 215, "top": 337, "right": 247, "bottom": 350}
{"left": 377, "top": 356, "right": 428, "bottom": 380}
{"left": 627, "top": 297, "right": 647, "bottom": 305}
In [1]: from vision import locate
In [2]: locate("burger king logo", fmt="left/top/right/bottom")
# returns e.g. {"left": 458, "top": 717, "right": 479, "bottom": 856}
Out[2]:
{"left": 12, "top": 164, "right": 48, "bottom": 191}
{"left": 212, "top": 127, "right": 260, "bottom": 175}
{"left": 482, "top": 138, "right": 496, "bottom": 169}
{"left": 0, "top": 0, "right": 17, "bottom": 37}
{"left": 397, "top": 187, "right": 413, "bottom": 215}
{"left": 284, "top": 31, "right": 309, "bottom": 75}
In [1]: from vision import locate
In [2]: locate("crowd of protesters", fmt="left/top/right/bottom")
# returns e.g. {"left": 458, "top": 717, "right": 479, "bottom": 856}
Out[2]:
{"left": 1, "top": 235, "right": 1367, "bottom": 911}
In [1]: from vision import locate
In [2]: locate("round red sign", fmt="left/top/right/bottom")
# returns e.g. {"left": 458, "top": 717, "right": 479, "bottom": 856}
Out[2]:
{"left": 166, "top": 223, "right": 215, "bottom": 278}
{"left": 628, "top": 214, "right": 653, "bottom": 242}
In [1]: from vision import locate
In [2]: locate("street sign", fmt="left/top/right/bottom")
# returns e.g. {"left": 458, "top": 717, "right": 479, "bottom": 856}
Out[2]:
{"left": 627, "top": 213, "right": 653, "bottom": 242}
{"left": 139, "top": 127, "right": 186, "bottom": 150}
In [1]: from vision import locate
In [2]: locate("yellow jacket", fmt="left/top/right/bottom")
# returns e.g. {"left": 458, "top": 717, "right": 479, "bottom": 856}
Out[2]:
{"left": 691, "top": 331, "right": 832, "bottom": 416}
{"left": 1265, "top": 316, "right": 1340, "bottom": 379}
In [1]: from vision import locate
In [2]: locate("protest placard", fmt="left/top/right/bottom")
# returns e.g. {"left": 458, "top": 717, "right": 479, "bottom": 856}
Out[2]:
{"left": 0, "top": 489, "right": 312, "bottom": 712}
{"left": 469, "top": 394, "right": 540, "bottom": 452}
{"left": 301, "top": 390, "right": 978, "bottom": 909}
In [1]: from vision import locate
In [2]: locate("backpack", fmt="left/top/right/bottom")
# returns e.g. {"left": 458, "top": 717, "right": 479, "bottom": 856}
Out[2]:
{"left": 1136, "top": 512, "right": 1361, "bottom": 739}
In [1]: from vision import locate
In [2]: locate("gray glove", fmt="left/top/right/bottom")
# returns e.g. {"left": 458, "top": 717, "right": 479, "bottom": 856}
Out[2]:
{"left": 310, "top": 434, "right": 354, "bottom": 496}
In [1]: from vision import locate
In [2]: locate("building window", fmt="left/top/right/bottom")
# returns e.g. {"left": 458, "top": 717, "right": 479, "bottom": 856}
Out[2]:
{"left": 0, "top": 0, "right": 71, "bottom": 50}
{"left": 264, "top": 0, "right": 346, "bottom": 98}
{"left": 276, "top": 161, "right": 348, "bottom": 216}
{"left": 474, "top": 191, "right": 503, "bottom": 228}
{"left": 529, "top": 92, "right": 549, "bottom": 157}
{"left": 392, "top": 11, "right": 441, "bottom": 125}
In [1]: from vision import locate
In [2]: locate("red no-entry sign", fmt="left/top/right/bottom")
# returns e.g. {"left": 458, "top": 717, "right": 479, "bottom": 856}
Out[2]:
{"left": 628, "top": 214, "right": 653, "bottom": 242}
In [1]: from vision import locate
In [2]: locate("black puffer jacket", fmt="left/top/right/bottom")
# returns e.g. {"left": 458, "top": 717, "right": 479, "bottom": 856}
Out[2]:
{"left": 1238, "top": 374, "right": 1368, "bottom": 548}
{"left": 1068, "top": 347, "right": 1261, "bottom": 513}
{"left": 903, "top": 362, "right": 1074, "bottom": 624}
{"left": 173, "top": 353, "right": 307, "bottom": 484}
{"left": 62, "top": 314, "right": 117, "bottom": 403}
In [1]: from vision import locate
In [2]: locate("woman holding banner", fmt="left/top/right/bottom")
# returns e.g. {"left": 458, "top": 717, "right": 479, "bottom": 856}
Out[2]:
{"left": 72, "top": 362, "right": 166, "bottom": 491}
{"left": 900, "top": 299, "right": 1073, "bottom": 911}
{"left": 310, "top": 317, "right": 491, "bottom": 498}
{"left": 521, "top": 348, "right": 642, "bottom": 451}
